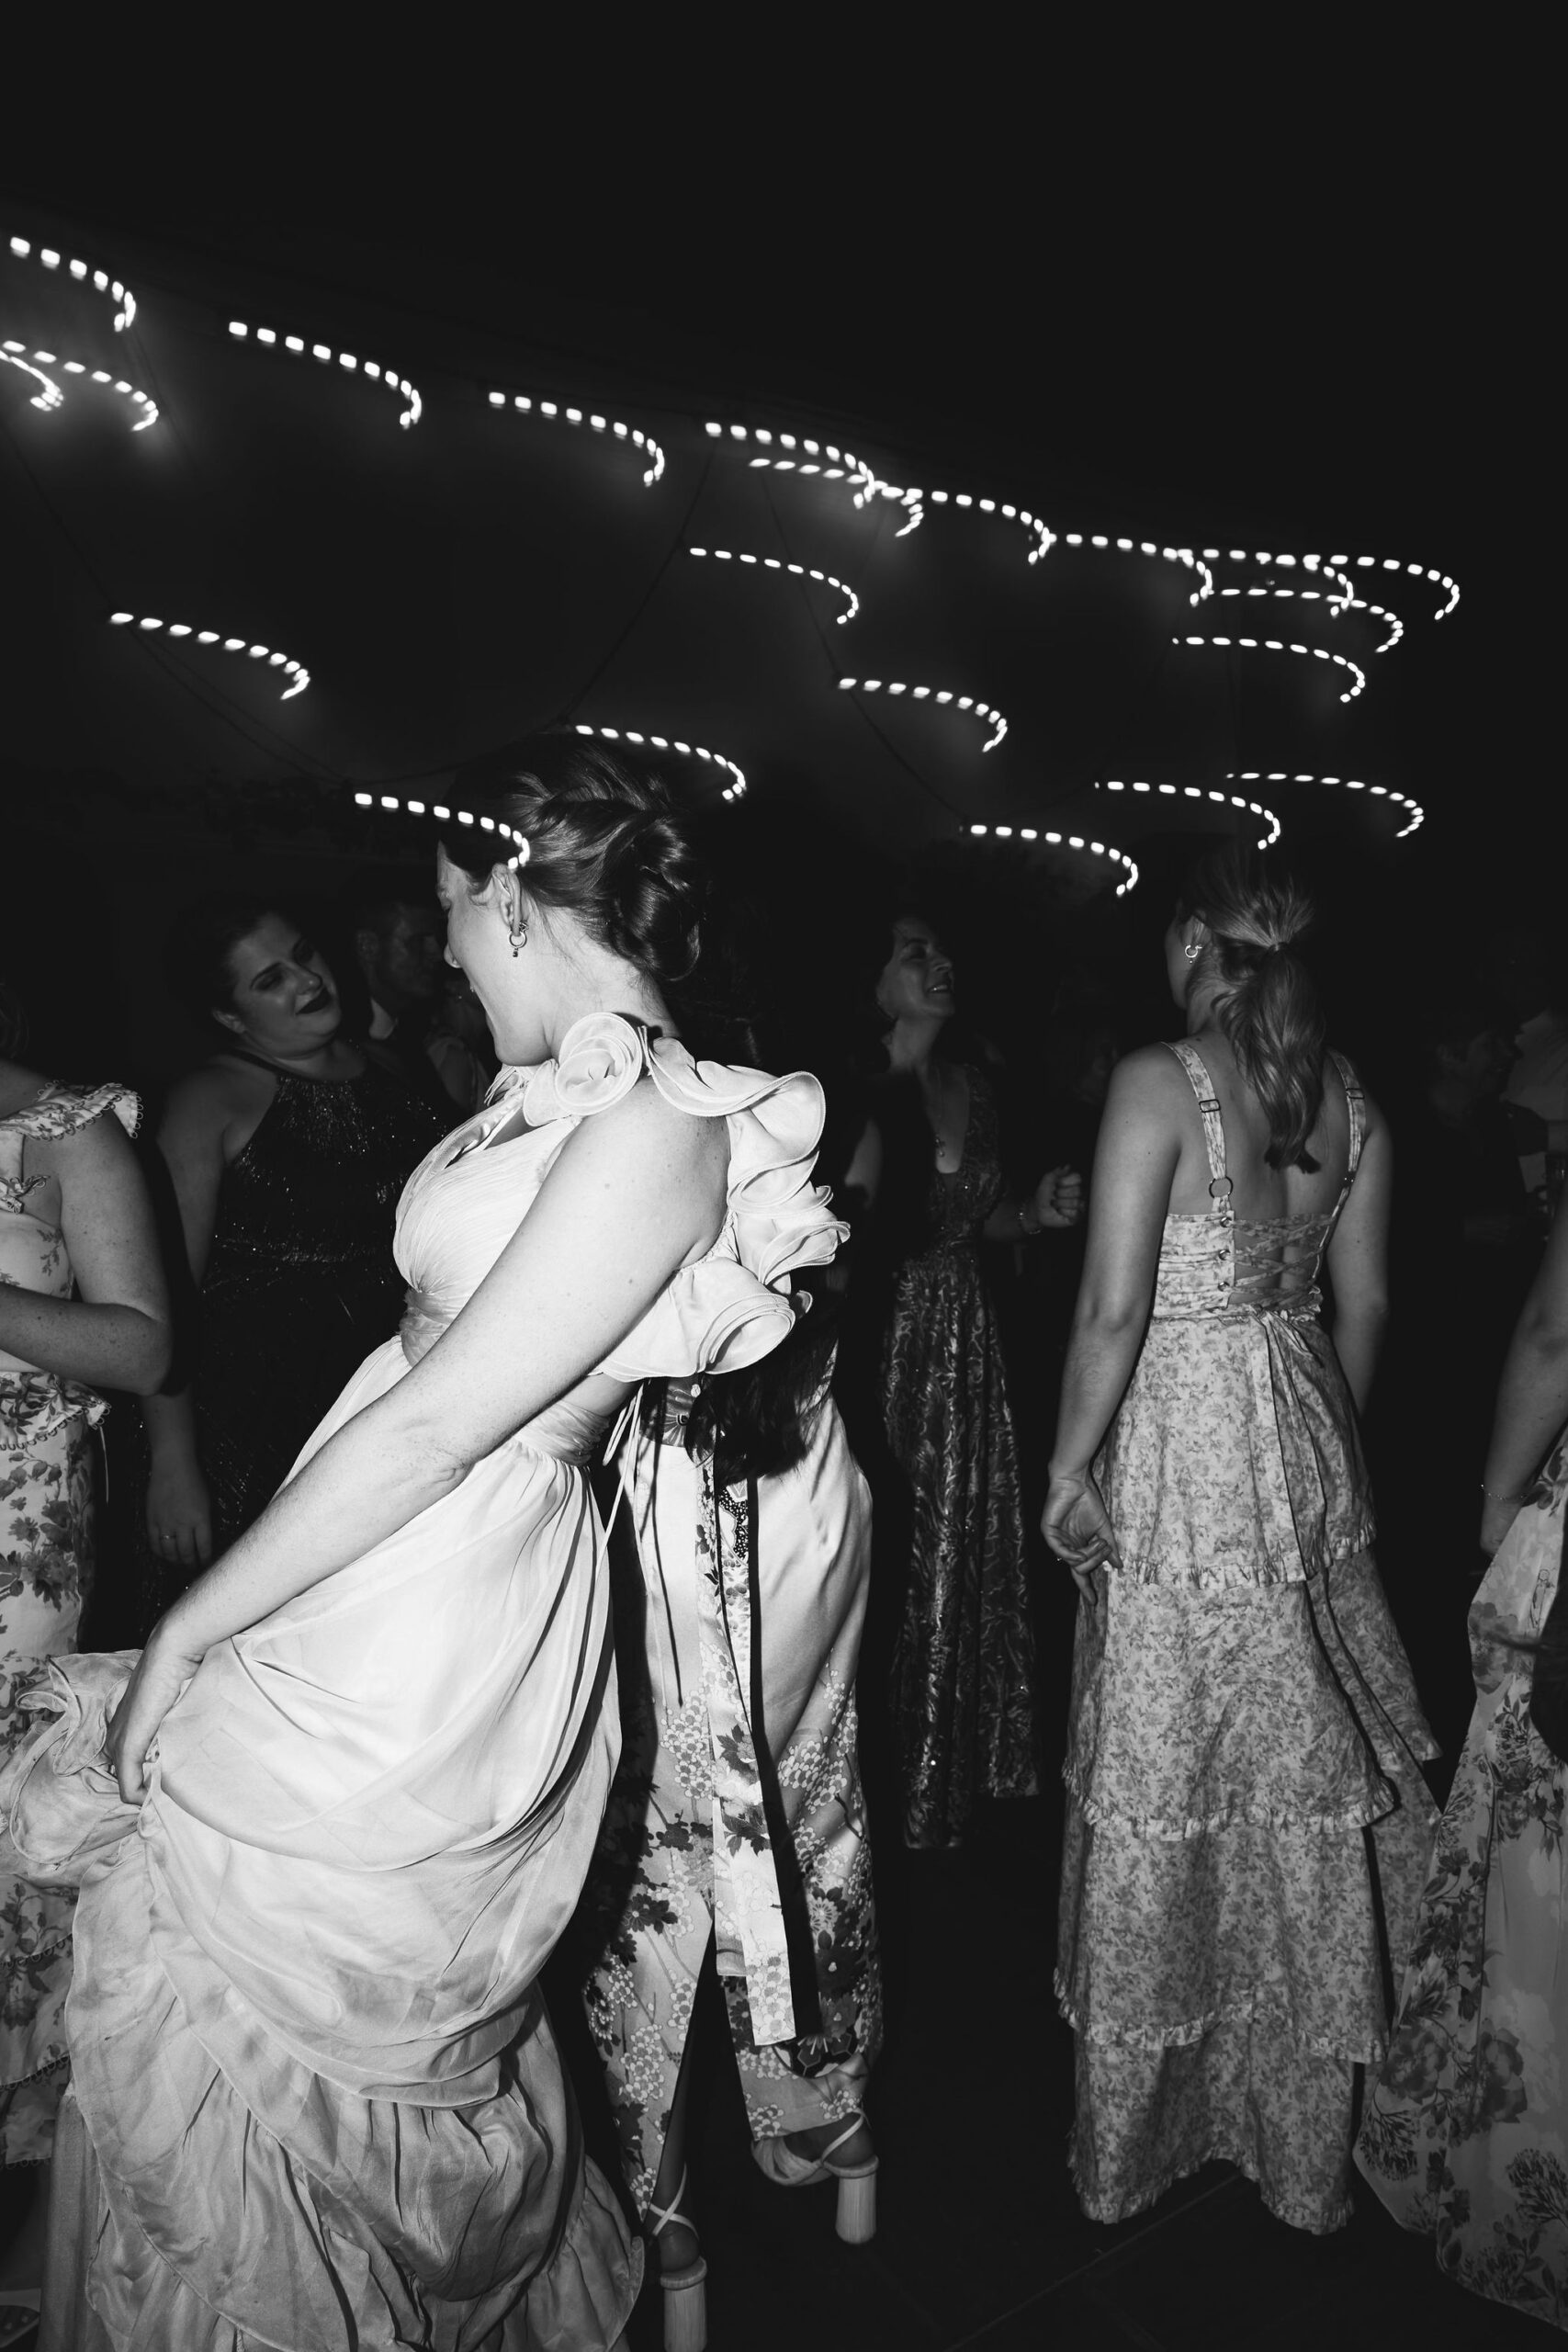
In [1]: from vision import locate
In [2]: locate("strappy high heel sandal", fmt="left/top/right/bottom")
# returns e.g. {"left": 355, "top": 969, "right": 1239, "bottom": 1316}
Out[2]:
{"left": 750, "top": 2111, "right": 879, "bottom": 2243}
{"left": 646, "top": 2166, "right": 707, "bottom": 2352}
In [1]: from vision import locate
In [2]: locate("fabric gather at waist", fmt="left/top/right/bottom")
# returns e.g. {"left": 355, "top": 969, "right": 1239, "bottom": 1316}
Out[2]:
{"left": 1150, "top": 1299, "right": 1322, "bottom": 1328}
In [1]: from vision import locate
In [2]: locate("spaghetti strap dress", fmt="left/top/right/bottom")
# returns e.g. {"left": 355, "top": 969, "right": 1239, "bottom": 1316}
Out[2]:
{"left": 0, "top": 1014, "right": 844, "bottom": 2352}
{"left": 1056, "top": 1043, "right": 1438, "bottom": 2233}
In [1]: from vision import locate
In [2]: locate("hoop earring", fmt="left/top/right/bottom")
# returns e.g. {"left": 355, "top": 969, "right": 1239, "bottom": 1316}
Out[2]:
{"left": 1183, "top": 941, "right": 1201, "bottom": 964}
{"left": 509, "top": 922, "right": 528, "bottom": 957}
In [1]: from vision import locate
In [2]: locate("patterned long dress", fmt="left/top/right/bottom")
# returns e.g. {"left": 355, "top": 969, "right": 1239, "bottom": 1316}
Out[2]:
{"left": 882, "top": 1065, "right": 1038, "bottom": 1849}
{"left": 1356, "top": 1431, "right": 1568, "bottom": 2328}
{"left": 581, "top": 1377, "right": 882, "bottom": 2209}
{"left": 0, "top": 1080, "right": 139, "bottom": 2169}
{"left": 1057, "top": 1044, "right": 1438, "bottom": 2232}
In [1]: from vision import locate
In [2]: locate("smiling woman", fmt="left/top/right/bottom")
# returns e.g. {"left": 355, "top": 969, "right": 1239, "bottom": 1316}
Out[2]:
{"left": 844, "top": 910, "right": 1085, "bottom": 1849}
{"left": 124, "top": 894, "right": 446, "bottom": 1634}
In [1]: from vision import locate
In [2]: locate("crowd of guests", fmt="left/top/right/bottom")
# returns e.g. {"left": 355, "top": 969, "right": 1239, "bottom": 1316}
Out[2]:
{"left": 2, "top": 738, "right": 1566, "bottom": 2346}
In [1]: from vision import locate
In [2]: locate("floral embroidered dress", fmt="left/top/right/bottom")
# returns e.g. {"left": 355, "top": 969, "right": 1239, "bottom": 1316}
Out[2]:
{"left": 1356, "top": 1430, "right": 1568, "bottom": 2328}
{"left": 883, "top": 1065, "right": 1037, "bottom": 1849}
{"left": 0, "top": 1017, "right": 840, "bottom": 2351}
{"left": 1, "top": 1080, "right": 139, "bottom": 2171}
{"left": 580, "top": 1352, "right": 880, "bottom": 2210}
{"left": 1057, "top": 1044, "right": 1438, "bottom": 2233}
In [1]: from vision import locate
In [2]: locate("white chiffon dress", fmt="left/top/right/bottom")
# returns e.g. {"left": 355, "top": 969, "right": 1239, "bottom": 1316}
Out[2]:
{"left": 0, "top": 1013, "right": 844, "bottom": 2352}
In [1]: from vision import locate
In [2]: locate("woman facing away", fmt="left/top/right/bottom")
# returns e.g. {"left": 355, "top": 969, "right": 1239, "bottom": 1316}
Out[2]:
{"left": 0, "top": 742, "right": 846, "bottom": 2351}
{"left": 1357, "top": 1194, "right": 1568, "bottom": 2328}
{"left": 130, "top": 897, "right": 446, "bottom": 1631}
{"left": 578, "top": 1279, "right": 880, "bottom": 2352}
{"left": 0, "top": 977, "right": 170, "bottom": 2346}
{"left": 846, "top": 911, "right": 1082, "bottom": 1849}
{"left": 1044, "top": 843, "right": 1438, "bottom": 2233}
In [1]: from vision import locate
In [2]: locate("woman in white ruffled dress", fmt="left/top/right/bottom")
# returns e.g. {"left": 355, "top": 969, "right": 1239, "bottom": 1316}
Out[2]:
{"left": 0, "top": 748, "right": 844, "bottom": 2352}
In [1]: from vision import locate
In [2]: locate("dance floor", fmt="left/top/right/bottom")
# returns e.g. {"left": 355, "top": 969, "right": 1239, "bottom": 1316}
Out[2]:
{"left": 562, "top": 1546, "right": 1552, "bottom": 2350}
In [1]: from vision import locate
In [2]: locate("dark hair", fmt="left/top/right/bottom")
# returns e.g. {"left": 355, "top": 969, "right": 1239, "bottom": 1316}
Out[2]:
{"left": 1416, "top": 991, "right": 1502, "bottom": 1079}
{"left": 1178, "top": 844, "right": 1326, "bottom": 1171}
{"left": 444, "top": 736, "right": 705, "bottom": 989}
{"left": 0, "top": 971, "right": 26, "bottom": 1058}
{"left": 679, "top": 1276, "right": 843, "bottom": 1488}
{"left": 163, "top": 895, "right": 296, "bottom": 1026}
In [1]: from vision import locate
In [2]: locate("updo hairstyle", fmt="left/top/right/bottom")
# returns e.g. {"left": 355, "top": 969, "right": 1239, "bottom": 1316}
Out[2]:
{"left": 1179, "top": 843, "right": 1326, "bottom": 1170}
{"left": 163, "top": 895, "right": 292, "bottom": 1028}
{"left": 443, "top": 736, "right": 705, "bottom": 989}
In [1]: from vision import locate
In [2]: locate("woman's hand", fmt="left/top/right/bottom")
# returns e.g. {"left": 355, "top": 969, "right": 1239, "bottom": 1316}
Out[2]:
{"left": 106, "top": 1620, "right": 207, "bottom": 1803}
{"left": 1033, "top": 1166, "right": 1086, "bottom": 1229}
{"left": 1480, "top": 1488, "right": 1526, "bottom": 1561}
{"left": 1043, "top": 1471, "right": 1120, "bottom": 1599}
{"left": 146, "top": 1455, "right": 214, "bottom": 1571}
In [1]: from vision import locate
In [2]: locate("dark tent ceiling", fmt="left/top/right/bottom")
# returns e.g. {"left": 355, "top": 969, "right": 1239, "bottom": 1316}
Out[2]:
{"left": 3, "top": 151, "right": 1537, "bottom": 934}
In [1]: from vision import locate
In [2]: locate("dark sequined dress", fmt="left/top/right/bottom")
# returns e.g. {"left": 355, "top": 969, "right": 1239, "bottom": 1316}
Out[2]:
{"left": 133, "top": 1055, "right": 446, "bottom": 1629}
{"left": 882, "top": 1065, "right": 1039, "bottom": 1848}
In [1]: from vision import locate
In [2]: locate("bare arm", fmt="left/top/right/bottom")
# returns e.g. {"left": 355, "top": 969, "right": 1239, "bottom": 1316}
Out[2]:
{"left": 110, "top": 1086, "right": 728, "bottom": 1794}
{"left": 1479, "top": 1204, "right": 1568, "bottom": 1554}
{"left": 141, "top": 1072, "right": 231, "bottom": 1463}
{"left": 1049, "top": 1050, "right": 1178, "bottom": 1478}
{"left": 0, "top": 1113, "right": 171, "bottom": 1393}
{"left": 1043, "top": 1051, "right": 1179, "bottom": 1589}
{"left": 1323, "top": 1098, "right": 1392, "bottom": 1418}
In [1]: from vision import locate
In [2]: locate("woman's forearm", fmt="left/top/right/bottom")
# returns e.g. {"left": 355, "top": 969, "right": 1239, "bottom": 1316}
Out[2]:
{"left": 158, "top": 1398, "right": 464, "bottom": 1657}
{"left": 1483, "top": 1325, "right": 1568, "bottom": 1504}
{"left": 1328, "top": 1303, "right": 1388, "bottom": 1420}
{"left": 1050, "top": 1309, "right": 1146, "bottom": 1478}
{"left": 142, "top": 1385, "right": 201, "bottom": 1463}
{"left": 0, "top": 1289, "right": 170, "bottom": 1395}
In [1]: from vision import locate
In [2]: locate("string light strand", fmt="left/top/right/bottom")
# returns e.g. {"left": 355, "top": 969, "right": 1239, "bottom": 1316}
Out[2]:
{"left": 487, "top": 390, "right": 664, "bottom": 485}
{"left": 6, "top": 234, "right": 136, "bottom": 330}
{"left": 107, "top": 611, "right": 310, "bottom": 699}
{"left": 838, "top": 676, "right": 1008, "bottom": 752}
{"left": 227, "top": 321, "right": 421, "bottom": 428}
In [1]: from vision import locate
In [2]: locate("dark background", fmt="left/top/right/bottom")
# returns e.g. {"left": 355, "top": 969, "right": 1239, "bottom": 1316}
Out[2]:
{"left": 1, "top": 66, "right": 1551, "bottom": 1099}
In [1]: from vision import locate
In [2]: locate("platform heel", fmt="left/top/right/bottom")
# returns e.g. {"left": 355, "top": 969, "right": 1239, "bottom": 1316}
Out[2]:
{"left": 646, "top": 2167, "right": 706, "bottom": 2352}
{"left": 751, "top": 2111, "right": 879, "bottom": 2243}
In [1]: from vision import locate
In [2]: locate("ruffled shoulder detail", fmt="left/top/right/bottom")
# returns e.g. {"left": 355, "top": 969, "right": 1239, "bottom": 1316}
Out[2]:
{"left": 604, "top": 1026, "right": 847, "bottom": 1380}
{"left": 484, "top": 1015, "right": 845, "bottom": 1379}
{"left": 0, "top": 1080, "right": 141, "bottom": 1144}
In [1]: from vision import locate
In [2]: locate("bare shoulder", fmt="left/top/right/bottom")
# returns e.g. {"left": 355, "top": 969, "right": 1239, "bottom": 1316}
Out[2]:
{"left": 1105, "top": 1042, "right": 1190, "bottom": 1114}
{"left": 160, "top": 1057, "right": 268, "bottom": 1142}
{"left": 33, "top": 1096, "right": 139, "bottom": 1184}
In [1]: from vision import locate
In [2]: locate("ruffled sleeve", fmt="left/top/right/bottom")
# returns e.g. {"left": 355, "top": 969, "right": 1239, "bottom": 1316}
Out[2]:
{"left": 596, "top": 1028, "right": 847, "bottom": 1380}
{"left": 5, "top": 1080, "right": 142, "bottom": 1145}
{"left": 510, "top": 1013, "right": 845, "bottom": 1382}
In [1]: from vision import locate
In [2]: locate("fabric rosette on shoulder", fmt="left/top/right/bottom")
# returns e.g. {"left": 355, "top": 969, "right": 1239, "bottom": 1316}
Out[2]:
{"left": 522, "top": 1012, "right": 649, "bottom": 1126}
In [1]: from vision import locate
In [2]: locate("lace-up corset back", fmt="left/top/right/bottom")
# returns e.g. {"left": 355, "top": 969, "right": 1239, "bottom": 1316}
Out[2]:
{"left": 1151, "top": 1042, "right": 1363, "bottom": 1323}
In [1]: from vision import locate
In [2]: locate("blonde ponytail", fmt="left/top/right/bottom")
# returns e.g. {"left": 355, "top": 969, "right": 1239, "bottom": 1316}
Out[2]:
{"left": 1180, "top": 846, "right": 1326, "bottom": 1170}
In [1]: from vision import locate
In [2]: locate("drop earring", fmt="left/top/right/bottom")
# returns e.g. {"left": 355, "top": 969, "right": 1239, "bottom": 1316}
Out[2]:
{"left": 509, "top": 922, "right": 527, "bottom": 957}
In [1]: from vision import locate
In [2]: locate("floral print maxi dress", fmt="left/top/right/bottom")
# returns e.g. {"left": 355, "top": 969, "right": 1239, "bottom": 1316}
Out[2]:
{"left": 883, "top": 1066, "right": 1038, "bottom": 1849}
{"left": 1356, "top": 1431, "right": 1568, "bottom": 2329}
{"left": 580, "top": 1385, "right": 882, "bottom": 2210}
{"left": 1057, "top": 1045, "right": 1438, "bottom": 2233}
{"left": 0, "top": 1080, "right": 139, "bottom": 2168}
